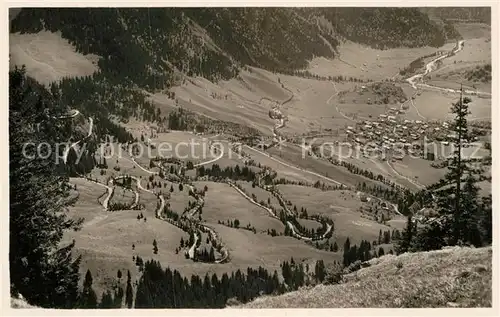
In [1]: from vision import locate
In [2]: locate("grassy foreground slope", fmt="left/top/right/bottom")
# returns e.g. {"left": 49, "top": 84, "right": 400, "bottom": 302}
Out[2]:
{"left": 238, "top": 246, "right": 492, "bottom": 308}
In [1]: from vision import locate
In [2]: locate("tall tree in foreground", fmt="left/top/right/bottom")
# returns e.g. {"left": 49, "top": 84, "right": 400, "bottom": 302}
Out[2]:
{"left": 125, "top": 270, "right": 134, "bottom": 308}
{"left": 9, "top": 66, "right": 83, "bottom": 308}
{"left": 79, "top": 270, "right": 98, "bottom": 308}
{"left": 408, "top": 87, "right": 491, "bottom": 251}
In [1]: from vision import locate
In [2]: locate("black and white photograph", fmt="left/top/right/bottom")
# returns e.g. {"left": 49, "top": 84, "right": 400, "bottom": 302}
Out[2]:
{"left": 5, "top": 2, "right": 496, "bottom": 312}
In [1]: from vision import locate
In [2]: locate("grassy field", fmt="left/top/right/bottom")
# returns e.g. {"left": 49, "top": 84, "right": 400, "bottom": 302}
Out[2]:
{"left": 306, "top": 40, "right": 457, "bottom": 81}
{"left": 267, "top": 143, "right": 383, "bottom": 188}
{"left": 67, "top": 177, "right": 107, "bottom": 225}
{"left": 108, "top": 186, "right": 136, "bottom": 206}
{"left": 239, "top": 246, "right": 492, "bottom": 308}
{"left": 195, "top": 181, "right": 284, "bottom": 233}
{"left": 62, "top": 212, "right": 190, "bottom": 296}
{"left": 390, "top": 156, "right": 446, "bottom": 187}
{"left": 277, "top": 185, "right": 396, "bottom": 245}
{"left": 9, "top": 31, "right": 99, "bottom": 85}
{"left": 243, "top": 145, "right": 337, "bottom": 185}
{"left": 297, "top": 218, "right": 323, "bottom": 231}
{"left": 211, "top": 223, "right": 341, "bottom": 273}
{"left": 235, "top": 180, "right": 281, "bottom": 210}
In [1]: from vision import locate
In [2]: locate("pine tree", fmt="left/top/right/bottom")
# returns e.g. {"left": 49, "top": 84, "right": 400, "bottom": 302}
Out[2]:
{"left": 412, "top": 89, "right": 491, "bottom": 250}
{"left": 125, "top": 270, "right": 134, "bottom": 308}
{"left": 333, "top": 241, "right": 339, "bottom": 252}
{"left": 314, "top": 260, "right": 325, "bottom": 283}
{"left": 114, "top": 285, "right": 124, "bottom": 308}
{"left": 153, "top": 239, "right": 158, "bottom": 254}
{"left": 9, "top": 67, "right": 82, "bottom": 308}
{"left": 79, "top": 270, "right": 98, "bottom": 308}
{"left": 99, "top": 291, "right": 114, "bottom": 308}
{"left": 343, "top": 237, "right": 351, "bottom": 267}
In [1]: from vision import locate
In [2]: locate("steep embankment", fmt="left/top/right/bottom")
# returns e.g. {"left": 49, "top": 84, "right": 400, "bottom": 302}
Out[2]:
{"left": 239, "top": 246, "right": 492, "bottom": 308}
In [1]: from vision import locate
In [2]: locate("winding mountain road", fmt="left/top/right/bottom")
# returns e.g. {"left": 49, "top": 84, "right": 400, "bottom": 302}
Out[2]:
{"left": 62, "top": 116, "right": 94, "bottom": 164}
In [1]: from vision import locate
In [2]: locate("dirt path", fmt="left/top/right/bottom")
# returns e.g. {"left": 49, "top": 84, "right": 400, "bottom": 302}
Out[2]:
{"left": 187, "top": 232, "right": 199, "bottom": 260}
{"left": 193, "top": 140, "right": 224, "bottom": 167}
{"left": 83, "top": 178, "right": 113, "bottom": 210}
{"left": 328, "top": 81, "right": 355, "bottom": 122}
{"left": 128, "top": 157, "right": 159, "bottom": 175}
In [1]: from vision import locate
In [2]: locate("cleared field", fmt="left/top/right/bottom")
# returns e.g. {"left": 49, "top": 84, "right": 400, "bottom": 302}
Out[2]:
{"left": 440, "top": 38, "right": 490, "bottom": 67}
{"left": 390, "top": 157, "right": 446, "bottom": 187}
{"left": 10, "top": 31, "right": 99, "bottom": 85}
{"left": 109, "top": 186, "right": 136, "bottom": 206}
{"left": 62, "top": 212, "right": 190, "bottom": 297}
{"left": 277, "top": 185, "right": 392, "bottom": 245}
{"left": 138, "top": 187, "right": 163, "bottom": 218}
{"left": 152, "top": 73, "right": 277, "bottom": 136}
{"left": 212, "top": 223, "right": 340, "bottom": 272}
{"left": 276, "top": 76, "right": 359, "bottom": 135}
{"left": 267, "top": 143, "right": 385, "bottom": 188}
{"left": 195, "top": 181, "right": 284, "bottom": 233}
{"left": 67, "top": 177, "right": 107, "bottom": 225}
{"left": 235, "top": 180, "right": 281, "bottom": 210}
{"left": 387, "top": 215, "right": 407, "bottom": 231}
{"left": 455, "top": 23, "right": 491, "bottom": 40}
{"left": 244, "top": 145, "right": 336, "bottom": 184}
{"left": 142, "top": 175, "right": 196, "bottom": 214}
{"left": 302, "top": 136, "right": 417, "bottom": 189}
{"left": 91, "top": 144, "right": 156, "bottom": 182}
{"left": 297, "top": 218, "right": 323, "bottom": 231}
{"left": 152, "top": 67, "right": 366, "bottom": 139}
{"left": 307, "top": 40, "right": 457, "bottom": 82}
{"left": 335, "top": 101, "right": 387, "bottom": 121}
{"left": 277, "top": 186, "right": 364, "bottom": 216}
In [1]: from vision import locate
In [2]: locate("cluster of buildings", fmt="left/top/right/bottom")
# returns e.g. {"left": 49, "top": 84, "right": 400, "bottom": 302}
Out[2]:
{"left": 342, "top": 110, "right": 467, "bottom": 161}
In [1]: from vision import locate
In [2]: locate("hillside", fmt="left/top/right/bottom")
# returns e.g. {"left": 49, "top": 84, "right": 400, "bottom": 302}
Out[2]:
{"left": 9, "top": 8, "right": 450, "bottom": 143}
{"left": 239, "top": 246, "right": 492, "bottom": 308}
{"left": 11, "top": 8, "right": 447, "bottom": 90}
{"left": 420, "top": 7, "right": 491, "bottom": 25}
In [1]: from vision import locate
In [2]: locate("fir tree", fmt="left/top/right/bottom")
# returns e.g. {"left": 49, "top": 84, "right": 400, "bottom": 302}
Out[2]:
{"left": 333, "top": 241, "right": 339, "bottom": 252}
{"left": 343, "top": 237, "right": 351, "bottom": 267}
{"left": 99, "top": 291, "right": 114, "bottom": 308}
{"left": 411, "top": 89, "right": 491, "bottom": 250}
{"left": 79, "top": 270, "right": 98, "bottom": 308}
{"left": 125, "top": 270, "right": 134, "bottom": 308}
{"left": 314, "top": 260, "right": 326, "bottom": 283}
{"left": 153, "top": 239, "right": 158, "bottom": 254}
{"left": 9, "top": 67, "right": 82, "bottom": 308}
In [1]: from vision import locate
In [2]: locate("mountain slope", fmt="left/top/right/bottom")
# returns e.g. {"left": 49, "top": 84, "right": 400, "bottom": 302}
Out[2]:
{"left": 419, "top": 7, "right": 491, "bottom": 24}
{"left": 10, "top": 8, "right": 449, "bottom": 141}
{"left": 238, "top": 246, "right": 492, "bottom": 308}
{"left": 11, "top": 8, "right": 447, "bottom": 90}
